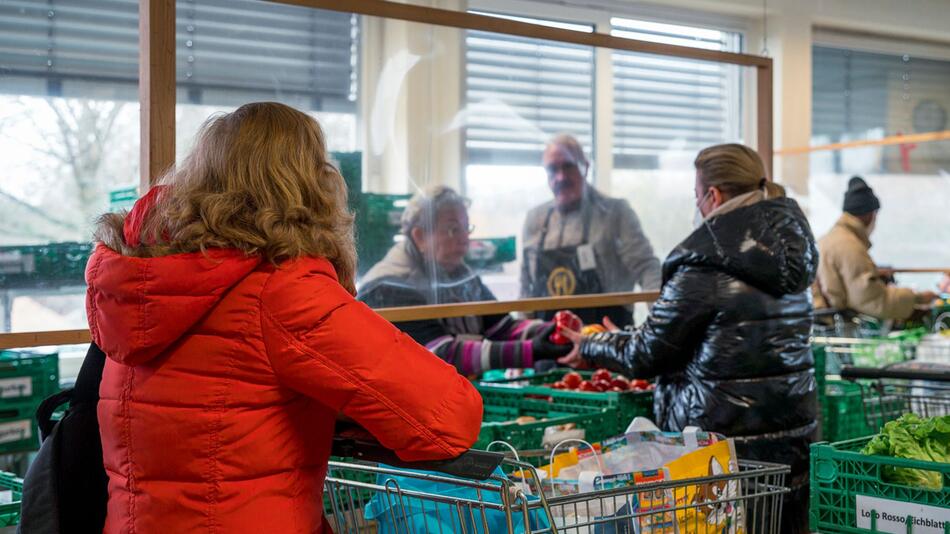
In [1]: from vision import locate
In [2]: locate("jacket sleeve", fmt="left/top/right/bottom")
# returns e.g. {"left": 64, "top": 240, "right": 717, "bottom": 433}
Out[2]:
{"left": 580, "top": 267, "right": 716, "bottom": 378}
{"left": 837, "top": 244, "right": 916, "bottom": 320}
{"left": 614, "top": 200, "right": 662, "bottom": 291}
{"left": 261, "top": 270, "right": 483, "bottom": 462}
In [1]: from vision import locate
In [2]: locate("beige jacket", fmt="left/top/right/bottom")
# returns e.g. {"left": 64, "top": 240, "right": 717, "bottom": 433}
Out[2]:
{"left": 815, "top": 213, "right": 916, "bottom": 320}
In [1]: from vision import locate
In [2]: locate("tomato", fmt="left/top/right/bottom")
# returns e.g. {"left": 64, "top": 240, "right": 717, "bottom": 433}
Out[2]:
{"left": 630, "top": 379, "right": 650, "bottom": 390}
{"left": 609, "top": 378, "right": 629, "bottom": 391}
{"left": 592, "top": 369, "right": 612, "bottom": 383}
{"left": 609, "top": 386, "right": 624, "bottom": 392}
{"left": 593, "top": 379, "right": 612, "bottom": 392}
{"left": 550, "top": 311, "right": 583, "bottom": 344}
{"left": 578, "top": 380, "right": 598, "bottom": 392}
{"left": 562, "top": 372, "right": 583, "bottom": 389}
{"left": 550, "top": 381, "right": 567, "bottom": 390}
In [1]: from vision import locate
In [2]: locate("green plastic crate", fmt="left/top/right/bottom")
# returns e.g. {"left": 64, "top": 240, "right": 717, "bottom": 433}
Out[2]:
{"left": 476, "top": 371, "right": 653, "bottom": 450}
{"left": 0, "top": 350, "right": 59, "bottom": 407}
{"left": 0, "top": 242, "right": 93, "bottom": 289}
{"left": 0, "top": 472, "right": 23, "bottom": 527}
{"left": 479, "top": 370, "right": 653, "bottom": 424}
{"left": 821, "top": 381, "right": 907, "bottom": 443}
{"left": 822, "top": 381, "right": 877, "bottom": 442}
{"left": 476, "top": 390, "right": 613, "bottom": 451}
{"left": 810, "top": 438, "right": 950, "bottom": 533}
{"left": 323, "top": 458, "right": 377, "bottom": 515}
{"left": 0, "top": 403, "right": 40, "bottom": 455}
{"left": 814, "top": 344, "right": 914, "bottom": 443}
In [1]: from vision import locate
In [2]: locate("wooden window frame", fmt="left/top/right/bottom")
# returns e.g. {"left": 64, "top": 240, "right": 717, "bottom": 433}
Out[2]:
{"left": 0, "top": 0, "right": 773, "bottom": 350}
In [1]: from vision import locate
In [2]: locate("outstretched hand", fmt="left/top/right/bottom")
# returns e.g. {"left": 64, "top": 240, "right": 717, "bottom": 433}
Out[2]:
{"left": 556, "top": 327, "right": 586, "bottom": 368}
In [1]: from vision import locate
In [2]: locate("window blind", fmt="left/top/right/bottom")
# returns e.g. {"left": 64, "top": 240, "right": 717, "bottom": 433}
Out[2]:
{"left": 0, "top": 0, "right": 358, "bottom": 110}
{"left": 464, "top": 12, "right": 595, "bottom": 165}
{"left": 611, "top": 17, "right": 742, "bottom": 169}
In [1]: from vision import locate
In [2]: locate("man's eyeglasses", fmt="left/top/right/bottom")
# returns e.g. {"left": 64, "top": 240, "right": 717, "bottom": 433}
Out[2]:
{"left": 544, "top": 161, "right": 579, "bottom": 178}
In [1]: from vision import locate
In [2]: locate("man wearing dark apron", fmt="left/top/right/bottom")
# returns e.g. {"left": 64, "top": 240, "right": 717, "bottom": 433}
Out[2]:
{"left": 530, "top": 202, "right": 630, "bottom": 327}
{"left": 522, "top": 134, "right": 662, "bottom": 327}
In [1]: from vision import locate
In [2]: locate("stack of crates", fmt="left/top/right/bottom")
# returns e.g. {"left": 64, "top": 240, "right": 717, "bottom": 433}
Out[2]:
{"left": 0, "top": 242, "right": 92, "bottom": 290}
{"left": 0, "top": 350, "right": 59, "bottom": 454}
{"left": 0, "top": 472, "right": 22, "bottom": 527}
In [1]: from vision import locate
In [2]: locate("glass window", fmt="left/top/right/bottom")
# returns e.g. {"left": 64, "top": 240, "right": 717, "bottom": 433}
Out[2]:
{"left": 0, "top": 0, "right": 361, "bottom": 334}
{"left": 609, "top": 17, "right": 746, "bottom": 259}
{"left": 0, "top": 0, "right": 140, "bottom": 336}
{"left": 807, "top": 43, "right": 950, "bottom": 290}
{"left": 461, "top": 13, "right": 596, "bottom": 300}
{"left": 175, "top": 0, "right": 359, "bottom": 156}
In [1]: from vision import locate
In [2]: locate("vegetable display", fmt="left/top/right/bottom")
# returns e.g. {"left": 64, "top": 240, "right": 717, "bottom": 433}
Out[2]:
{"left": 549, "top": 369, "right": 653, "bottom": 393}
{"left": 860, "top": 413, "right": 950, "bottom": 490}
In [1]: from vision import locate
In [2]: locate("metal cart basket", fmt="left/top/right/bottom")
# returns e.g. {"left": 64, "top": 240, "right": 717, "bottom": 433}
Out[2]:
{"left": 324, "top": 456, "right": 790, "bottom": 533}
{"left": 839, "top": 364, "right": 950, "bottom": 432}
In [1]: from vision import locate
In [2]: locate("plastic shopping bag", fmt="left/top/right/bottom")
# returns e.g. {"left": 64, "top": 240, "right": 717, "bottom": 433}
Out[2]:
{"left": 534, "top": 422, "right": 742, "bottom": 534}
{"left": 364, "top": 465, "right": 550, "bottom": 534}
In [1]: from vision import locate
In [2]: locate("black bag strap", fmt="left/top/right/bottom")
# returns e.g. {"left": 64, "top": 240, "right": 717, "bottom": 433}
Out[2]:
{"left": 35, "top": 342, "right": 106, "bottom": 441}
{"left": 72, "top": 342, "right": 106, "bottom": 404}
{"left": 36, "top": 390, "right": 72, "bottom": 441}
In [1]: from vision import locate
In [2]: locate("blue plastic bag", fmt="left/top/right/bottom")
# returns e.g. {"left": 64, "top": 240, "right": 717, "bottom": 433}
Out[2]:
{"left": 364, "top": 465, "right": 550, "bottom": 534}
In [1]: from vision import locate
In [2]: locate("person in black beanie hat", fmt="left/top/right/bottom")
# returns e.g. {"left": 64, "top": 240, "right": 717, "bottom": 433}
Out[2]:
{"left": 814, "top": 176, "right": 936, "bottom": 319}
{"left": 842, "top": 175, "right": 881, "bottom": 216}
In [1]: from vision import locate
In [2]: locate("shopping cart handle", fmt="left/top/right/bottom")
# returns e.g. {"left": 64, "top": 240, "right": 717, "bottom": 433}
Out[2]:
{"left": 332, "top": 426, "right": 505, "bottom": 480}
{"left": 840, "top": 365, "right": 950, "bottom": 382}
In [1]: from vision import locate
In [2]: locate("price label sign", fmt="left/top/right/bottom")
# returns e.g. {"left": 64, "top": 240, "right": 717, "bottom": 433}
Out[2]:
{"left": 857, "top": 495, "right": 949, "bottom": 533}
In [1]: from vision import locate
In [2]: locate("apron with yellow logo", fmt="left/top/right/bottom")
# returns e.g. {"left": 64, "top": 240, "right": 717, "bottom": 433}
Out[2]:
{"left": 528, "top": 205, "right": 630, "bottom": 327}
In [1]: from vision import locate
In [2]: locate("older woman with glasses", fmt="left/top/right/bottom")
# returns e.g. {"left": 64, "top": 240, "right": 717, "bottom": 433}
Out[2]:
{"left": 359, "top": 185, "right": 577, "bottom": 376}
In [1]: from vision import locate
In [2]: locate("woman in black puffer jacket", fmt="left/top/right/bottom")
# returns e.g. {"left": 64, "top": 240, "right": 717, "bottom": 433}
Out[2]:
{"left": 563, "top": 143, "right": 818, "bottom": 533}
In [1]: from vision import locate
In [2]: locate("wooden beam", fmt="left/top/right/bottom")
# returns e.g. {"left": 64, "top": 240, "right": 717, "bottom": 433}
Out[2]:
{"left": 0, "top": 291, "right": 660, "bottom": 350}
{"left": 0, "top": 330, "right": 92, "bottom": 351}
{"left": 756, "top": 62, "right": 774, "bottom": 179}
{"left": 140, "top": 0, "right": 176, "bottom": 190}
{"left": 265, "top": 0, "right": 770, "bottom": 68}
{"left": 375, "top": 291, "right": 661, "bottom": 323}
{"left": 776, "top": 130, "right": 950, "bottom": 156}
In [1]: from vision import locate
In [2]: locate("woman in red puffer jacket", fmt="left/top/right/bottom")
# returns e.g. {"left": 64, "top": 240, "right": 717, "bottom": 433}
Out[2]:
{"left": 86, "top": 102, "right": 483, "bottom": 534}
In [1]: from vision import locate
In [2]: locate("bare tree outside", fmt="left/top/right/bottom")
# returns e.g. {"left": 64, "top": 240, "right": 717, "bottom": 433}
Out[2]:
{"left": 0, "top": 95, "right": 139, "bottom": 245}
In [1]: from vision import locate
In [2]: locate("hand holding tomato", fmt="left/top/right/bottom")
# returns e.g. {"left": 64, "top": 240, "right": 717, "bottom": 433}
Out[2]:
{"left": 550, "top": 311, "right": 583, "bottom": 344}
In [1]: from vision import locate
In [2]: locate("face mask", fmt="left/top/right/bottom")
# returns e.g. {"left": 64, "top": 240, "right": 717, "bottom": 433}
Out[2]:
{"left": 866, "top": 218, "right": 876, "bottom": 236}
{"left": 693, "top": 190, "right": 712, "bottom": 229}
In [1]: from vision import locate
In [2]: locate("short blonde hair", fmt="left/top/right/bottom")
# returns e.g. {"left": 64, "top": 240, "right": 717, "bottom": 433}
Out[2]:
{"left": 95, "top": 102, "right": 357, "bottom": 294}
{"left": 694, "top": 143, "right": 785, "bottom": 200}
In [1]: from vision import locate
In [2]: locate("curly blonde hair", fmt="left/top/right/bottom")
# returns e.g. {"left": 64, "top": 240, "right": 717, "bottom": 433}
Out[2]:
{"left": 95, "top": 102, "right": 357, "bottom": 294}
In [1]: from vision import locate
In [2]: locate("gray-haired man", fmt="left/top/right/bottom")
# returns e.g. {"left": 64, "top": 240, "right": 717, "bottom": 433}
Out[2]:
{"left": 521, "top": 134, "right": 661, "bottom": 327}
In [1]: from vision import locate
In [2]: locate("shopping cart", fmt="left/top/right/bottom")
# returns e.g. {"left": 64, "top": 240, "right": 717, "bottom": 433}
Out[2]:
{"left": 839, "top": 364, "right": 950, "bottom": 432}
{"left": 812, "top": 335, "right": 922, "bottom": 442}
{"left": 324, "top": 433, "right": 790, "bottom": 533}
